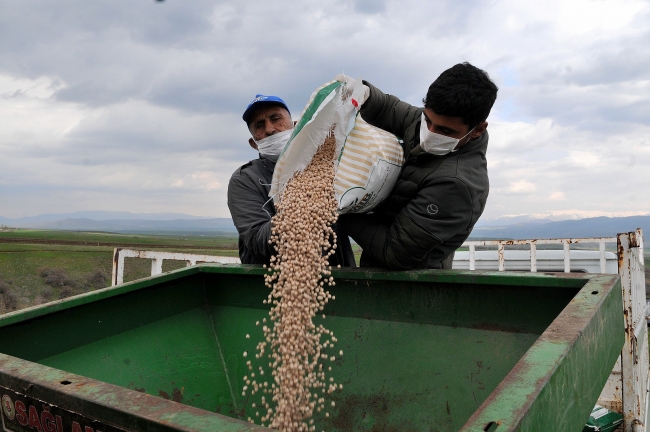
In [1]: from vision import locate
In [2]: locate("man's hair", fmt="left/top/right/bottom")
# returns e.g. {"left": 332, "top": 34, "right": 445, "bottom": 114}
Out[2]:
{"left": 423, "top": 62, "right": 498, "bottom": 128}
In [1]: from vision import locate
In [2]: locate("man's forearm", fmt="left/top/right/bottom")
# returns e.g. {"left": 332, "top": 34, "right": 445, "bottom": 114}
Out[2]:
{"left": 244, "top": 219, "right": 273, "bottom": 261}
{"left": 339, "top": 214, "right": 411, "bottom": 270}
{"left": 359, "top": 81, "right": 421, "bottom": 140}
{"left": 339, "top": 213, "right": 381, "bottom": 253}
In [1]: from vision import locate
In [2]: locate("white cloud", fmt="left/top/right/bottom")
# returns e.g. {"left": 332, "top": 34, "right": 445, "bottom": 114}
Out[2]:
{"left": 567, "top": 151, "right": 602, "bottom": 168}
{"left": 483, "top": 118, "right": 650, "bottom": 219}
{"left": 0, "top": 0, "right": 649, "bottom": 221}
{"left": 548, "top": 191, "right": 567, "bottom": 201}
{"left": 509, "top": 180, "right": 537, "bottom": 193}
{"left": 0, "top": 74, "right": 83, "bottom": 149}
{"left": 0, "top": 73, "right": 247, "bottom": 218}
{"left": 0, "top": 74, "right": 64, "bottom": 99}
{"left": 556, "top": 0, "right": 648, "bottom": 36}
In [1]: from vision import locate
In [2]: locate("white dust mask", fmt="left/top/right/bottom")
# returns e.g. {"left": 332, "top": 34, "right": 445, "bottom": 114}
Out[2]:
{"left": 254, "top": 128, "right": 294, "bottom": 161}
{"left": 419, "top": 113, "right": 474, "bottom": 156}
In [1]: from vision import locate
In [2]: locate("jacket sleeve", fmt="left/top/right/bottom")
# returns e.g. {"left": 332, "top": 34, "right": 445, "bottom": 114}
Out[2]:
{"left": 360, "top": 81, "right": 422, "bottom": 140}
{"left": 339, "top": 177, "right": 473, "bottom": 270}
{"left": 227, "top": 171, "right": 274, "bottom": 262}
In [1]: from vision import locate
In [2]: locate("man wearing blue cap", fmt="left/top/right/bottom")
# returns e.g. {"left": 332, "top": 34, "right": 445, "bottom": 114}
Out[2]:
{"left": 227, "top": 94, "right": 355, "bottom": 266}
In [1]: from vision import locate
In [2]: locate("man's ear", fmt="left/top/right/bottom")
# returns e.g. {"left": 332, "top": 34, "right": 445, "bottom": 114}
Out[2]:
{"left": 471, "top": 121, "right": 488, "bottom": 139}
{"left": 248, "top": 138, "right": 258, "bottom": 150}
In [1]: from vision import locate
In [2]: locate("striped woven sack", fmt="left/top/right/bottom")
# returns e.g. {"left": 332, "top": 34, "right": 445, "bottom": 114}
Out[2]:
{"left": 270, "top": 80, "right": 404, "bottom": 214}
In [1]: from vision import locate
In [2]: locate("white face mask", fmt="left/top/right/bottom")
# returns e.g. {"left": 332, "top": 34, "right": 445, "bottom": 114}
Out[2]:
{"left": 419, "top": 113, "right": 475, "bottom": 156}
{"left": 254, "top": 128, "right": 293, "bottom": 161}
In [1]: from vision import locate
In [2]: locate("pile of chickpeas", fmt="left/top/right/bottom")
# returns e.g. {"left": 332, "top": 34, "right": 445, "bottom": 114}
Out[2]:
{"left": 244, "top": 134, "right": 342, "bottom": 431}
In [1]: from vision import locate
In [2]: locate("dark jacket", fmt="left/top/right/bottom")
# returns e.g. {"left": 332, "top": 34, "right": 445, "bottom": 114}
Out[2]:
{"left": 339, "top": 81, "right": 490, "bottom": 270}
{"left": 227, "top": 155, "right": 356, "bottom": 267}
{"left": 227, "top": 157, "right": 276, "bottom": 264}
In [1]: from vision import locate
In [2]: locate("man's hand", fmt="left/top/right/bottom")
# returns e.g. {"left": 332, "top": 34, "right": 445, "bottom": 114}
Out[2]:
{"left": 335, "top": 73, "right": 355, "bottom": 86}
{"left": 335, "top": 74, "right": 370, "bottom": 106}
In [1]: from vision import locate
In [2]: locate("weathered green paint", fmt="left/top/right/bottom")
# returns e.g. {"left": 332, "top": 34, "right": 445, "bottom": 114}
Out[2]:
{"left": 461, "top": 275, "right": 624, "bottom": 431}
{"left": 0, "top": 355, "right": 269, "bottom": 431}
{"left": 0, "top": 265, "right": 623, "bottom": 431}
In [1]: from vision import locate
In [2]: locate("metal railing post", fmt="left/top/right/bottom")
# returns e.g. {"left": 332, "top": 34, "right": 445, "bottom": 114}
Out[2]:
{"left": 530, "top": 241, "right": 537, "bottom": 273}
{"left": 469, "top": 244, "right": 475, "bottom": 270}
{"left": 618, "top": 230, "right": 648, "bottom": 431}
{"left": 497, "top": 243, "right": 505, "bottom": 271}
{"left": 637, "top": 228, "right": 645, "bottom": 266}
{"left": 111, "top": 248, "right": 121, "bottom": 287}
{"left": 151, "top": 258, "right": 163, "bottom": 276}
{"left": 563, "top": 240, "right": 570, "bottom": 272}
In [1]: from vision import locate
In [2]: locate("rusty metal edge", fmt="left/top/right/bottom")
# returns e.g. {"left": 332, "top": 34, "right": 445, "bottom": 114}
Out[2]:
{"left": 0, "top": 354, "right": 271, "bottom": 432}
{"left": 460, "top": 273, "right": 623, "bottom": 431}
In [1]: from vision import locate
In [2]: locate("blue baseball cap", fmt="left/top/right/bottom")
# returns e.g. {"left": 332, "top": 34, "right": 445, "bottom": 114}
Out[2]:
{"left": 242, "top": 94, "right": 290, "bottom": 125}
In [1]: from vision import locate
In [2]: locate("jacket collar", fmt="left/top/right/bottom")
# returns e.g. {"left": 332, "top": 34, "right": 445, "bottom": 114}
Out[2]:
{"left": 259, "top": 155, "right": 277, "bottom": 171}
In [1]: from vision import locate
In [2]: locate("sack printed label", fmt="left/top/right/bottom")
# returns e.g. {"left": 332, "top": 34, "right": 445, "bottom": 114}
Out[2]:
{"left": 591, "top": 406, "right": 610, "bottom": 420}
{"left": 1, "top": 386, "right": 125, "bottom": 432}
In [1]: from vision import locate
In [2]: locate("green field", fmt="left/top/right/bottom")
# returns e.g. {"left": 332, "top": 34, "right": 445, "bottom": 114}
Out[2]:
{"left": 0, "top": 229, "right": 240, "bottom": 312}
{"left": 0, "top": 228, "right": 239, "bottom": 249}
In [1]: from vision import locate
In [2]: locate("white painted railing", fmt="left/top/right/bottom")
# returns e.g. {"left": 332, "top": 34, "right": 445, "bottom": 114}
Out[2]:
{"left": 111, "top": 248, "right": 241, "bottom": 286}
{"left": 459, "top": 236, "right": 616, "bottom": 273}
{"left": 462, "top": 229, "right": 646, "bottom": 431}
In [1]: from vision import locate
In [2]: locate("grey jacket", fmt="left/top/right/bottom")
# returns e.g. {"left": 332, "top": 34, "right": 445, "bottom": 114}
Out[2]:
{"left": 339, "top": 81, "right": 490, "bottom": 270}
{"left": 227, "top": 155, "right": 356, "bottom": 266}
{"left": 227, "top": 157, "right": 276, "bottom": 264}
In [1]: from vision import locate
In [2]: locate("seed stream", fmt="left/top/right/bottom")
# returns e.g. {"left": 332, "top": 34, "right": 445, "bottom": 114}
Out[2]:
{"left": 243, "top": 134, "right": 341, "bottom": 431}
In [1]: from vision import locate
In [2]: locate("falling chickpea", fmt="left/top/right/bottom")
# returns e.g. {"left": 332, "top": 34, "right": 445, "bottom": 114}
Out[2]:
{"left": 242, "top": 134, "right": 343, "bottom": 431}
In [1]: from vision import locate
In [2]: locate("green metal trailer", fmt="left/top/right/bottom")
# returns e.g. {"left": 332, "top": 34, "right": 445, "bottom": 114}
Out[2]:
{"left": 0, "top": 265, "right": 623, "bottom": 431}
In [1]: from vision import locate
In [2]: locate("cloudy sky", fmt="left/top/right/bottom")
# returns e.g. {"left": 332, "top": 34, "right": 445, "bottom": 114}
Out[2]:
{"left": 1, "top": 0, "right": 649, "bottom": 221}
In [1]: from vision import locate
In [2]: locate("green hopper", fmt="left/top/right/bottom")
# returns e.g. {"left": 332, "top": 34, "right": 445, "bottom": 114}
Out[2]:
{"left": 0, "top": 265, "right": 623, "bottom": 431}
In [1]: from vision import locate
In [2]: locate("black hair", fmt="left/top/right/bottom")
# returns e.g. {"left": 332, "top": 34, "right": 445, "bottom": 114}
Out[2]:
{"left": 423, "top": 62, "right": 498, "bottom": 128}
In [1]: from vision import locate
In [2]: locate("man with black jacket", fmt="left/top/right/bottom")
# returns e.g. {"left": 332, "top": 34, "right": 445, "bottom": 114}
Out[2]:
{"left": 227, "top": 94, "right": 355, "bottom": 266}
{"left": 338, "top": 63, "right": 498, "bottom": 270}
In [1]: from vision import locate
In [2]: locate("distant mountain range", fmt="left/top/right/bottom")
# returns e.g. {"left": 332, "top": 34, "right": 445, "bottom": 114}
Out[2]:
{"left": 0, "top": 211, "right": 211, "bottom": 223}
{"left": 470, "top": 215, "right": 650, "bottom": 239}
{"left": 1, "top": 211, "right": 648, "bottom": 239}
{"left": 474, "top": 213, "right": 590, "bottom": 227}
{"left": 0, "top": 211, "right": 237, "bottom": 235}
